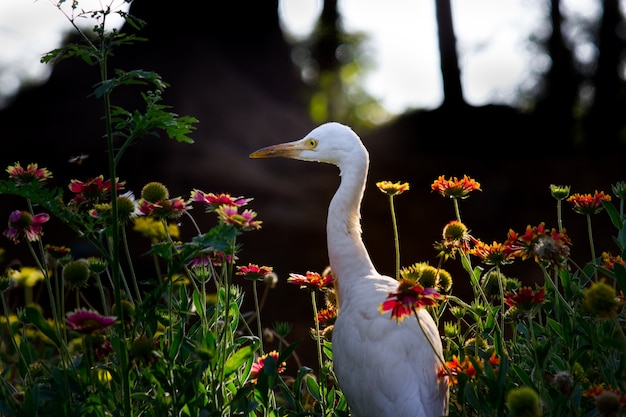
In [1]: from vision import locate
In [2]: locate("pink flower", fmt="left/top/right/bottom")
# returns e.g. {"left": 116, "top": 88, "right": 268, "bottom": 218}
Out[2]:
{"left": 4, "top": 210, "right": 50, "bottom": 244}
{"left": 215, "top": 205, "right": 262, "bottom": 230}
{"left": 6, "top": 162, "right": 52, "bottom": 184}
{"left": 190, "top": 190, "right": 251, "bottom": 211}
{"left": 236, "top": 264, "right": 273, "bottom": 281}
{"left": 66, "top": 309, "right": 116, "bottom": 334}
{"left": 249, "top": 350, "right": 286, "bottom": 383}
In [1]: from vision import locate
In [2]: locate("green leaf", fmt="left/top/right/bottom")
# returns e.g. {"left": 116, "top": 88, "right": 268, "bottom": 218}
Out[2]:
{"left": 23, "top": 306, "right": 61, "bottom": 347}
{"left": 603, "top": 200, "right": 623, "bottom": 230}
{"left": 305, "top": 374, "right": 321, "bottom": 402}
{"left": 224, "top": 345, "right": 254, "bottom": 377}
{"left": 547, "top": 318, "right": 564, "bottom": 339}
{"left": 613, "top": 263, "right": 626, "bottom": 294}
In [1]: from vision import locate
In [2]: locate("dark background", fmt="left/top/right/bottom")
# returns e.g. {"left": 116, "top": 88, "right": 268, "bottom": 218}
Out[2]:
{"left": 1, "top": 0, "right": 624, "bottom": 366}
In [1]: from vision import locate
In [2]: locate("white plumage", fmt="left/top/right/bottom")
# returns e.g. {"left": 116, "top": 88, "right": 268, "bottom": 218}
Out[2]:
{"left": 250, "top": 122, "right": 449, "bottom": 417}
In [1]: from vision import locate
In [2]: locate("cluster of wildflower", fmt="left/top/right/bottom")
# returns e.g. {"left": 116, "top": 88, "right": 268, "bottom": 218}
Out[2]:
{"left": 437, "top": 352, "right": 500, "bottom": 385}
{"left": 583, "top": 385, "right": 626, "bottom": 416}
{"left": 398, "top": 262, "right": 452, "bottom": 293}
{"left": 191, "top": 189, "right": 260, "bottom": 230}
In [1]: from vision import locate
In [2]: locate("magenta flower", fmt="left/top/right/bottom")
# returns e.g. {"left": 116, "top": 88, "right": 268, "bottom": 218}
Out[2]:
{"left": 249, "top": 350, "right": 286, "bottom": 383}
{"left": 69, "top": 175, "right": 124, "bottom": 206}
{"left": 190, "top": 190, "right": 252, "bottom": 211}
{"left": 236, "top": 263, "right": 273, "bottom": 281}
{"left": 379, "top": 279, "right": 442, "bottom": 322}
{"left": 6, "top": 162, "right": 52, "bottom": 184}
{"left": 66, "top": 309, "right": 116, "bottom": 334}
{"left": 4, "top": 210, "right": 50, "bottom": 244}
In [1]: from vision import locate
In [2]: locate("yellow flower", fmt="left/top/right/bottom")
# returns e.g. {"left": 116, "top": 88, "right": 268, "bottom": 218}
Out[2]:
{"left": 10, "top": 267, "right": 44, "bottom": 287}
{"left": 376, "top": 180, "right": 409, "bottom": 196}
{"left": 133, "top": 217, "right": 180, "bottom": 241}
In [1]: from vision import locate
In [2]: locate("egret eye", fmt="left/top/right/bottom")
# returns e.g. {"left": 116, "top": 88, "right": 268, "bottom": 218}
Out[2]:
{"left": 308, "top": 139, "right": 318, "bottom": 149}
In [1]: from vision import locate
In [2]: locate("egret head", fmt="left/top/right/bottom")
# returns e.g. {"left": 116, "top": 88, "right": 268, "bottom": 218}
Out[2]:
{"left": 249, "top": 122, "right": 366, "bottom": 166}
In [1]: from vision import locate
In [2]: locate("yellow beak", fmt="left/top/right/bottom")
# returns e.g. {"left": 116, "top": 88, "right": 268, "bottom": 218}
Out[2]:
{"left": 249, "top": 141, "right": 306, "bottom": 159}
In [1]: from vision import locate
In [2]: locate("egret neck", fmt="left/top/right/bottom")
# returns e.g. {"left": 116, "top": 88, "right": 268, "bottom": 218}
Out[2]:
{"left": 327, "top": 142, "right": 377, "bottom": 297}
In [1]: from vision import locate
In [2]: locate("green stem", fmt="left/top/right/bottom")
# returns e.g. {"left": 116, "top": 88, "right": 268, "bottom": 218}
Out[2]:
{"left": 1, "top": 294, "right": 32, "bottom": 383}
{"left": 252, "top": 281, "right": 264, "bottom": 354}
{"left": 389, "top": 196, "right": 401, "bottom": 279}
{"left": 121, "top": 227, "right": 142, "bottom": 304}
{"left": 453, "top": 198, "right": 462, "bottom": 222}
{"left": 556, "top": 199, "right": 563, "bottom": 233}
{"left": 586, "top": 214, "right": 598, "bottom": 282}
{"left": 310, "top": 291, "right": 327, "bottom": 415}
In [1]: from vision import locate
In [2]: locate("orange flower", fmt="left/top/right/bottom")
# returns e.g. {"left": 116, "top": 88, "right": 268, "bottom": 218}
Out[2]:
{"left": 567, "top": 191, "right": 611, "bottom": 215}
{"left": 470, "top": 239, "right": 516, "bottom": 266}
{"left": 288, "top": 271, "right": 334, "bottom": 290}
{"left": 431, "top": 175, "right": 481, "bottom": 199}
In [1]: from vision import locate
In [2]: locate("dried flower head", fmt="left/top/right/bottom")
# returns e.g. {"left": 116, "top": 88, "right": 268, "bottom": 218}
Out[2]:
{"left": 506, "top": 386, "right": 541, "bottom": 417}
{"left": 583, "top": 279, "right": 620, "bottom": 319}
{"left": 62, "top": 260, "right": 91, "bottom": 290}
{"left": 140, "top": 182, "right": 169, "bottom": 203}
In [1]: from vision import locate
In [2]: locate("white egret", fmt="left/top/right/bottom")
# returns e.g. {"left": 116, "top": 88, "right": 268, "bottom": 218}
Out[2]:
{"left": 250, "top": 122, "right": 449, "bottom": 417}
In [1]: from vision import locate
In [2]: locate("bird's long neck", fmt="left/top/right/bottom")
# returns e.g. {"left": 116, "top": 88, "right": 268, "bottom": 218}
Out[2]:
{"left": 327, "top": 154, "right": 377, "bottom": 292}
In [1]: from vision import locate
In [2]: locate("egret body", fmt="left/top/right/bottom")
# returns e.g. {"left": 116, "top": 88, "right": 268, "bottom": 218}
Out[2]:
{"left": 250, "top": 122, "right": 448, "bottom": 417}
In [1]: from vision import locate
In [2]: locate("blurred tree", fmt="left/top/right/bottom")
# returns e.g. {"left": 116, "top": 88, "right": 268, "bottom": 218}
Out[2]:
{"left": 288, "top": 0, "right": 391, "bottom": 128}
{"left": 434, "top": 0, "right": 465, "bottom": 108}
{"left": 532, "top": 0, "right": 581, "bottom": 150}
{"left": 583, "top": 0, "right": 626, "bottom": 150}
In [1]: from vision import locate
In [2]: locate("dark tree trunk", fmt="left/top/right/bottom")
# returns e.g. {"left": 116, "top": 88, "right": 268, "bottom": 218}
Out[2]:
{"left": 533, "top": 0, "right": 580, "bottom": 150}
{"left": 435, "top": 0, "right": 465, "bottom": 108}
{"left": 584, "top": 0, "right": 626, "bottom": 150}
